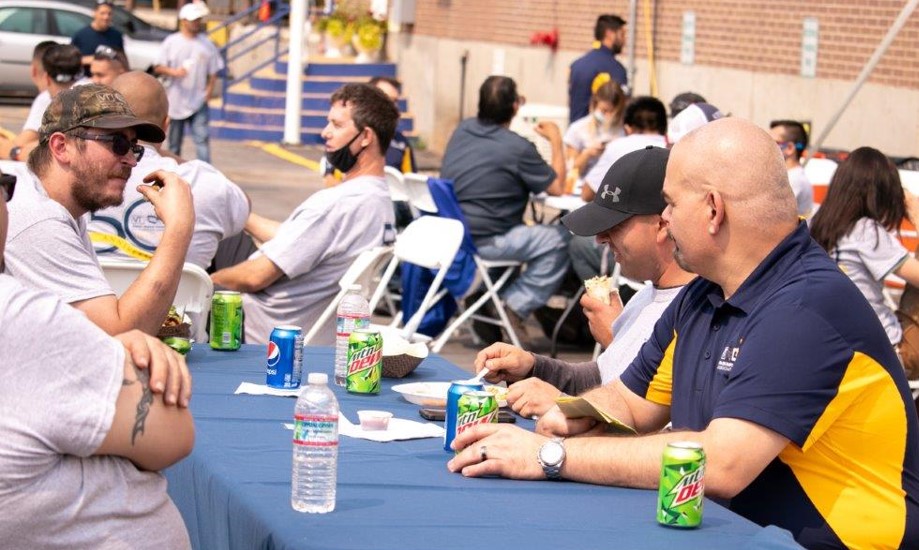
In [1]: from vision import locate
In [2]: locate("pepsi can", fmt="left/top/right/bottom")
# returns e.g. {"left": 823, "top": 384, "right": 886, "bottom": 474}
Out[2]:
{"left": 266, "top": 325, "right": 303, "bottom": 389}
{"left": 444, "top": 379, "right": 484, "bottom": 452}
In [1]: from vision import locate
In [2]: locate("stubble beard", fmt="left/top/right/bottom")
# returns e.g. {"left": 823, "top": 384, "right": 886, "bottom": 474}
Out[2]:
{"left": 71, "top": 159, "right": 129, "bottom": 213}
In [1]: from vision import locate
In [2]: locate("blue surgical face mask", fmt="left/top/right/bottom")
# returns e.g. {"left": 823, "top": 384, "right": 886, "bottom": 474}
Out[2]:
{"left": 326, "top": 130, "right": 365, "bottom": 173}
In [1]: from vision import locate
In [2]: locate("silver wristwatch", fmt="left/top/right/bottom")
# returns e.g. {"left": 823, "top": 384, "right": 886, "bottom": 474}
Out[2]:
{"left": 537, "top": 437, "right": 566, "bottom": 480}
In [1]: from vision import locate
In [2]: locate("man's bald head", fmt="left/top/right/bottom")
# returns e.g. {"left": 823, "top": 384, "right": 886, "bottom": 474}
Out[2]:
{"left": 111, "top": 71, "right": 169, "bottom": 134}
{"left": 672, "top": 117, "right": 797, "bottom": 228}
{"left": 662, "top": 117, "right": 799, "bottom": 292}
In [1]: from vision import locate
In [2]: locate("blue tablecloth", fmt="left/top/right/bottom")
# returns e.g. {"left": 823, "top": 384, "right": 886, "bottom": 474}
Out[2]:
{"left": 165, "top": 345, "right": 801, "bottom": 550}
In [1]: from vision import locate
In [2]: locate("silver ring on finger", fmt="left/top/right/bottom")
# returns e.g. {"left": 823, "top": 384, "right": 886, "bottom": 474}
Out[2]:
{"left": 479, "top": 444, "right": 488, "bottom": 461}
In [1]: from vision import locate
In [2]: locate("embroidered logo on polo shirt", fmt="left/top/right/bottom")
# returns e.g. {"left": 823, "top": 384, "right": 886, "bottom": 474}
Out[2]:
{"left": 600, "top": 184, "right": 621, "bottom": 202}
{"left": 717, "top": 337, "right": 743, "bottom": 373}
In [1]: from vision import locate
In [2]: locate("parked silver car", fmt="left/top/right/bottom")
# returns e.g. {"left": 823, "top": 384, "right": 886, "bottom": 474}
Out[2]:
{"left": 0, "top": 0, "right": 171, "bottom": 95}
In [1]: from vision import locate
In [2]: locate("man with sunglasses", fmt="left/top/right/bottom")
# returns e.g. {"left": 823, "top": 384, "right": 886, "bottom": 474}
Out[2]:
{"left": 4, "top": 84, "right": 196, "bottom": 338}
{"left": 0, "top": 166, "right": 194, "bottom": 547}
{"left": 71, "top": 0, "right": 125, "bottom": 71}
{"left": 89, "top": 71, "right": 249, "bottom": 270}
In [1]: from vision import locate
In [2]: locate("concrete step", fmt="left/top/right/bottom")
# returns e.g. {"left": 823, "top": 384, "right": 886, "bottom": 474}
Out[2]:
{"left": 221, "top": 80, "right": 408, "bottom": 111}
{"left": 276, "top": 58, "right": 397, "bottom": 78}
{"left": 209, "top": 101, "right": 415, "bottom": 132}
{"left": 210, "top": 119, "right": 325, "bottom": 144}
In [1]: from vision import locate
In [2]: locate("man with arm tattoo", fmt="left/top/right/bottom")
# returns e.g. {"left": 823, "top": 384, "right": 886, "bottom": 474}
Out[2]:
{"left": 0, "top": 168, "right": 195, "bottom": 547}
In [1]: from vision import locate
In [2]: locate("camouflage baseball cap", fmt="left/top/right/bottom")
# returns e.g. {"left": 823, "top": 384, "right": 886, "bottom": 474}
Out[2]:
{"left": 39, "top": 84, "right": 165, "bottom": 144}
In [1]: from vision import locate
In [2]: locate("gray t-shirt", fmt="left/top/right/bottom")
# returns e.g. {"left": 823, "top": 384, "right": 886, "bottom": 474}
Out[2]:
{"left": 0, "top": 275, "right": 190, "bottom": 549}
{"left": 532, "top": 284, "right": 684, "bottom": 393}
{"left": 5, "top": 173, "right": 114, "bottom": 303}
{"left": 23, "top": 90, "right": 50, "bottom": 132}
{"left": 788, "top": 165, "right": 814, "bottom": 218}
{"left": 242, "top": 175, "right": 395, "bottom": 345}
{"left": 584, "top": 134, "right": 667, "bottom": 192}
{"left": 831, "top": 217, "right": 908, "bottom": 345}
{"left": 89, "top": 146, "right": 250, "bottom": 268}
{"left": 156, "top": 32, "right": 224, "bottom": 120}
{"left": 441, "top": 118, "right": 556, "bottom": 238}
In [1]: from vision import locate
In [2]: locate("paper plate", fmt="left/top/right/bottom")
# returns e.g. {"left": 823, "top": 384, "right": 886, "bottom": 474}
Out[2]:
{"left": 392, "top": 382, "right": 508, "bottom": 408}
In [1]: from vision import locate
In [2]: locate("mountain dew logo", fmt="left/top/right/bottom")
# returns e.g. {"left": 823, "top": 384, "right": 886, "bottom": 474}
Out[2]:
{"left": 669, "top": 467, "right": 704, "bottom": 506}
{"left": 455, "top": 391, "right": 498, "bottom": 435}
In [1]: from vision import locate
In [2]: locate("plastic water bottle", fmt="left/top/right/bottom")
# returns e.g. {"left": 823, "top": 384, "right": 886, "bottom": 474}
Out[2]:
{"left": 334, "top": 284, "right": 370, "bottom": 386}
{"left": 291, "top": 372, "right": 339, "bottom": 513}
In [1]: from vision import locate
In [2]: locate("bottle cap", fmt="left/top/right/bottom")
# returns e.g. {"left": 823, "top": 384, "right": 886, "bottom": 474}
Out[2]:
{"left": 308, "top": 372, "right": 328, "bottom": 385}
{"left": 348, "top": 284, "right": 362, "bottom": 292}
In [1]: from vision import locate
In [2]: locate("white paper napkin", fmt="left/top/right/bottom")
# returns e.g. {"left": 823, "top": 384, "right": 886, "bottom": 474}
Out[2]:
{"left": 235, "top": 381, "right": 302, "bottom": 398}
{"left": 283, "top": 413, "right": 444, "bottom": 442}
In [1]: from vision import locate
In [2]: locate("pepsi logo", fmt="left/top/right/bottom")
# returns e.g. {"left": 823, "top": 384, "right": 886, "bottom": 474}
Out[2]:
{"left": 266, "top": 341, "right": 281, "bottom": 367}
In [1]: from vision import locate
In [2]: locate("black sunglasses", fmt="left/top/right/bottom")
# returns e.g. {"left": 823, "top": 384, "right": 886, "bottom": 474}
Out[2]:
{"left": 72, "top": 132, "right": 145, "bottom": 162}
{"left": 0, "top": 172, "right": 15, "bottom": 202}
{"left": 94, "top": 45, "right": 118, "bottom": 60}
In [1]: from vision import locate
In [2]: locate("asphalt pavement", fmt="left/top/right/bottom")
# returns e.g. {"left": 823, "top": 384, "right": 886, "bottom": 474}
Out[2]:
{"left": 0, "top": 100, "right": 595, "bottom": 373}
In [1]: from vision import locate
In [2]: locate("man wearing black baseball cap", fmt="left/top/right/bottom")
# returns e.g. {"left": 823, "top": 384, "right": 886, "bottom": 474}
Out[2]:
{"left": 4, "top": 84, "right": 197, "bottom": 343}
{"left": 468, "top": 146, "right": 695, "bottom": 418}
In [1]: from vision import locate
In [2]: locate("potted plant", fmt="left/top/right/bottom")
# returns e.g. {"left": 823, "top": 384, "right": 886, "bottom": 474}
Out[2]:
{"left": 352, "top": 15, "right": 385, "bottom": 63}
{"left": 317, "top": 11, "right": 352, "bottom": 57}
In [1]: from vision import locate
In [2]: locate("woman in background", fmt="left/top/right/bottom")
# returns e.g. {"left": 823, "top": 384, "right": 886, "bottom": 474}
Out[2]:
{"left": 810, "top": 146, "right": 919, "bottom": 348}
{"left": 562, "top": 80, "right": 626, "bottom": 193}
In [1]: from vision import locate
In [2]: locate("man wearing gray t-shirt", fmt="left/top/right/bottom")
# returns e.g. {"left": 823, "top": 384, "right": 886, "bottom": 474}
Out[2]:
{"left": 211, "top": 84, "right": 397, "bottom": 344}
{"left": 474, "top": 147, "right": 695, "bottom": 418}
{"left": 5, "top": 84, "right": 196, "bottom": 337}
{"left": 0, "top": 166, "right": 194, "bottom": 548}
{"left": 153, "top": 2, "right": 224, "bottom": 163}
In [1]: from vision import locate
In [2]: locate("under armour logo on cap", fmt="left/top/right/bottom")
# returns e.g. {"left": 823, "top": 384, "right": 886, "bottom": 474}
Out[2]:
{"left": 600, "top": 185, "right": 621, "bottom": 202}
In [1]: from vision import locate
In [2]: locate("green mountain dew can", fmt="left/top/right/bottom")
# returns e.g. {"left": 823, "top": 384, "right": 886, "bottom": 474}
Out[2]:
{"left": 657, "top": 441, "right": 705, "bottom": 528}
{"left": 454, "top": 391, "right": 498, "bottom": 452}
{"left": 209, "top": 291, "right": 242, "bottom": 350}
{"left": 346, "top": 329, "right": 383, "bottom": 394}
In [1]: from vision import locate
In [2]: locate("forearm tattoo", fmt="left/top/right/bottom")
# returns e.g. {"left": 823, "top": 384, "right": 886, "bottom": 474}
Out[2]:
{"left": 123, "top": 363, "right": 154, "bottom": 446}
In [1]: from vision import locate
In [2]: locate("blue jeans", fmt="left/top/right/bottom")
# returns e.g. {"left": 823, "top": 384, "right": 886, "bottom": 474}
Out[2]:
{"left": 474, "top": 224, "right": 571, "bottom": 318}
{"left": 167, "top": 102, "right": 211, "bottom": 162}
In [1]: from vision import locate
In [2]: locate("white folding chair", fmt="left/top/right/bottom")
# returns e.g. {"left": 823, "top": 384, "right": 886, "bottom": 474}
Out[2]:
{"left": 430, "top": 254, "right": 524, "bottom": 352}
{"left": 99, "top": 259, "right": 214, "bottom": 342}
{"left": 384, "top": 166, "right": 410, "bottom": 203}
{"left": 302, "top": 245, "right": 394, "bottom": 345}
{"left": 396, "top": 174, "right": 525, "bottom": 351}
{"left": 403, "top": 172, "right": 439, "bottom": 214}
{"left": 371, "top": 216, "right": 465, "bottom": 340}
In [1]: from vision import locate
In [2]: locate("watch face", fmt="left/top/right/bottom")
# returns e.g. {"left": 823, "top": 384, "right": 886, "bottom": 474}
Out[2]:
{"left": 540, "top": 441, "right": 564, "bottom": 465}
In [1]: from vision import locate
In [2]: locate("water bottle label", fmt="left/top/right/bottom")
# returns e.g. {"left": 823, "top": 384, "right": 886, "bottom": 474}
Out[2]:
{"left": 336, "top": 314, "right": 370, "bottom": 337}
{"left": 293, "top": 414, "right": 339, "bottom": 447}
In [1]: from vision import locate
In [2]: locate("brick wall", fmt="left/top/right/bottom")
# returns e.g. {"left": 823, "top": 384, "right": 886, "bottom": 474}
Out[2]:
{"left": 413, "top": 0, "right": 919, "bottom": 90}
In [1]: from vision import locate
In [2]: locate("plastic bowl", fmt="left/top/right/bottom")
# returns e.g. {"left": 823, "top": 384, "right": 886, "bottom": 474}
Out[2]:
{"left": 357, "top": 410, "right": 393, "bottom": 431}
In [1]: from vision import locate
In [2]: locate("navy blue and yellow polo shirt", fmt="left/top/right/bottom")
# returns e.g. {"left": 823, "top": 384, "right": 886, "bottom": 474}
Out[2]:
{"left": 621, "top": 222, "right": 919, "bottom": 549}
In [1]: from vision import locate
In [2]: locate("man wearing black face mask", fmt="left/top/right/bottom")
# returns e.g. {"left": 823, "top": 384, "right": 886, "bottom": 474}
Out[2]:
{"left": 211, "top": 84, "right": 397, "bottom": 345}
{"left": 568, "top": 14, "right": 628, "bottom": 124}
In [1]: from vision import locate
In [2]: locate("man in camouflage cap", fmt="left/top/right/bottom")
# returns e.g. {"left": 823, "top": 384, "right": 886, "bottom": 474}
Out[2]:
{"left": 5, "top": 83, "right": 198, "bottom": 344}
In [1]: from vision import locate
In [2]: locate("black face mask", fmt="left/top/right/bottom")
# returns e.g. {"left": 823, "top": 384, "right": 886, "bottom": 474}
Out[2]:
{"left": 326, "top": 130, "right": 365, "bottom": 173}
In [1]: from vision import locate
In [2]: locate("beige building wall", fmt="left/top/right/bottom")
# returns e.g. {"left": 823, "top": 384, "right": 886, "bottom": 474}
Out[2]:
{"left": 388, "top": 1, "right": 919, "bottom": 158}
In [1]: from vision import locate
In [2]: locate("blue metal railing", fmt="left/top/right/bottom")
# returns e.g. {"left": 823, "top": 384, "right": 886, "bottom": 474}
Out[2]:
{"left": 208, "top": 0, "right": 292, "bottom": 115}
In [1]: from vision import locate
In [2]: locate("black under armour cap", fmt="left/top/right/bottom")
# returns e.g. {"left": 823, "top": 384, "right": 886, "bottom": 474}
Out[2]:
{"left": 561, "top": 146, "right": 669, "bottom": 236}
